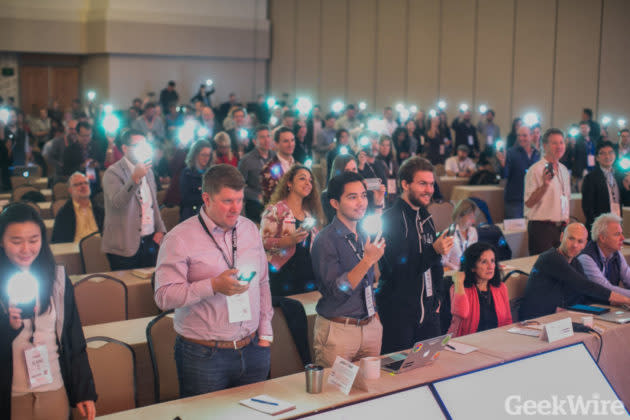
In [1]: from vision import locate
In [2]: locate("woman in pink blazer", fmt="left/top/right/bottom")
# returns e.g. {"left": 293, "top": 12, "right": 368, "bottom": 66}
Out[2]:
{"left": 448, "top": 242, "right": 512, "bottom": 337}
{"left": 260, "top": 165, "right": 325, "bottom": 296}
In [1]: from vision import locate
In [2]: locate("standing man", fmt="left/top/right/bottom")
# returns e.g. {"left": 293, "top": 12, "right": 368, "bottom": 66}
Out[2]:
{"left": 159, "top": 80, "right": 179, "bottom": 114}
{"left": 497, "top": 125, "right": 540, "bottom": 219}
{"left": 132, "top": 102, "right": 166, "bottom": 143}
{"left": 102, "top": 129, "right": 166, "bottom": 270}
{"left": 155, "top": 164, "right": 272, "bottom": 396}
{"left": 581, "top": 141, "right": 622, "bottom": 233}
{"left": 260, "top": 126, "right": 295, "bottom": 204}
{"left": 581, "top": 108, "right": 601, "bottom": 144}
{"left": 524, "top": 128, "right": 571, "bottom": 255}
{"left": 315, "top": 113, "right": 337, "bottom": 165}
{"left": 238, "top": 125, "right": 275, "bottom": 223}
{"left": 572, "top": 121, "right": 596, "bottom": 190}
{"left": 311, "top": 172, "right": 385, "bottom": 366}
{"left": 477, "top": 109, "right": 500, "bottom": 151}
{"left": 452, "top": 110, "right": 479, "bottom": 156}
{"left": 51, "top": 172, "right": 104, "bottom": 243}
{"left": 377, "top": 157, "right": 454, "bottom": 354}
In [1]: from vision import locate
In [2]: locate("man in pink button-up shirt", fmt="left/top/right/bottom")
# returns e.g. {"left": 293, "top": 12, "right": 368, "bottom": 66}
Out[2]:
{"left": 154, "top": 164, "right": 273, "bottom": 396}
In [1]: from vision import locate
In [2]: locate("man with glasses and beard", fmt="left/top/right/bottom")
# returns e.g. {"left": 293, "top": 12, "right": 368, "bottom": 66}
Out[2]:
{"left": 377, "top": 156, "right": 454, "bottom": 354}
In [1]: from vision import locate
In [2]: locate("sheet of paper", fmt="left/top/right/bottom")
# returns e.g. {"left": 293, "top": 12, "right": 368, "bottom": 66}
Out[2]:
{"left": 541, "top": 317, "right": 573, "bottom": 343}
{"left": 239, "top": 394, "right": 296, "bottom": 415}
{"left": 445, "top": 341, "right": 478, "bottom": 355}
{"left": 507, "top": 327, "right": 541, "bottom": 337}
{"left": 328, "top": 356, "right": 359, "bottom": 395}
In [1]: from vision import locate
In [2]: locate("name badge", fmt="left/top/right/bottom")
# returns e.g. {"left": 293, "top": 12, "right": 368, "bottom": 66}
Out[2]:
{"left": 365, "top": 285, "right": 375, "bottom": 317}
{"left": 541, "top": 317, "right": 573, "bottom": 343}
{"left": 439, "top": 144, "right": 445, "bottom": 155}
{"left": 25, "top": 345, "right": 53, "bottom": 388}
{"left": 387, "top": 178, "right": 397, "bottom": 194}
{"left": 587, "top": 154, "right": 596, "bottom": 167}
{"left": 420, "top": 136, "right": 425, "bottom": 146}
{"left": 424, "top": 270, "right": 433, "bottom": 298}
{"left": 227, "top": 291, "right": 252, "bottom": 323}
{"left": 611, "top": 202, "right": 621, "bottom": 217}
{"left": 467, "top": 135, "right": 474, "bottom": 146}
{"left": 486, "top": 135, "right": 493, "bottom": 145}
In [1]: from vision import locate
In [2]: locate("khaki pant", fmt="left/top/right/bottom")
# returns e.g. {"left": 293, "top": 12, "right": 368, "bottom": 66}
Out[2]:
{"left": 11, "top": 387, "right": 69, "bottom": 420}
{"left": 313, "top": 315, "right": 383, "bottom": 368}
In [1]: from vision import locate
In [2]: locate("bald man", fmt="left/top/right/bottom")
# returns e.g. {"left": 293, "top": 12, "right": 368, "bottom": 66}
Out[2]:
{"left": 519, "top": 223, "right": 630, "bottom": 320}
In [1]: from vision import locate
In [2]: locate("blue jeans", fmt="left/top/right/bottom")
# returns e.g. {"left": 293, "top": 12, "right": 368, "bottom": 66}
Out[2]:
{"left": 174, "top": 334, "right": 271, "bottom": 397}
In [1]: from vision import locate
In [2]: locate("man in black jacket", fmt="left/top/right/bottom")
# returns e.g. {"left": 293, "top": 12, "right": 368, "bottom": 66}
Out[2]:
{"left": 377, "top": 157, "right": 454, "bottom": 354}
{"left": 51, "top": 172, "right": 104, "bottom": 243}
{"left": 581, "top": 141, "right": 625, "bottom": 234}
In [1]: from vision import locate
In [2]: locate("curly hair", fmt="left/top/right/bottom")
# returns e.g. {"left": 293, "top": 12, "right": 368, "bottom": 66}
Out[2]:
{"left": 269, "top": 165, "right": 325, "bottom": 226}
{"left": 460, "top": 242, "right": 501, "bottom": 288}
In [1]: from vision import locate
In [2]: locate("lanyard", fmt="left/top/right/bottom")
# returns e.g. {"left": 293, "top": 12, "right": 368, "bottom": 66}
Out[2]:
{"left": 345, "top": 234, "right": 364, "bottom": 262}
{"left": 197, "top": 214, "right": 237, "bottom": 269}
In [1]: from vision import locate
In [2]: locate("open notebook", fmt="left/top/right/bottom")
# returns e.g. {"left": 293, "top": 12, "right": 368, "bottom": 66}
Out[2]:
{"left": 239, "top": 394, "right": 296, "bottom": 415}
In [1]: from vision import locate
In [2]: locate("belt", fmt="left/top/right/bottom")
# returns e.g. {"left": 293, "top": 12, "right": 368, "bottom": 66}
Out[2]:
{"left": 326, "top": 315, "right": 374, "bottom": 327}
{"left": 179, "top": 332, "right": 256, "bottom": 350}
{"left": 531, "top": 220, "right": 565, "bottom": 228}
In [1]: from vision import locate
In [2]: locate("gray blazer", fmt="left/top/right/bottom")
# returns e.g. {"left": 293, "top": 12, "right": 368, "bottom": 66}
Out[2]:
{"left": 101, "top": 158, "right": 166, "bottom": 257}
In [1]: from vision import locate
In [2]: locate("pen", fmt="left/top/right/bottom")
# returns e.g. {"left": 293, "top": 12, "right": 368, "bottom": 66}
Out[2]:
{"left": 251, "top": 398, "right": 278, "bottom": 406}
{"left": 446, "top": 344, "right": 456, "bottom": 350}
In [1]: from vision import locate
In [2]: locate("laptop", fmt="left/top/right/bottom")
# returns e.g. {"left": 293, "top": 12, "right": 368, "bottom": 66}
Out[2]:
{"left": 596, "top": 309, "right": 630, "bottom": 324}
{"left": 381, "top": 334, "right": 452, "bottom": 374}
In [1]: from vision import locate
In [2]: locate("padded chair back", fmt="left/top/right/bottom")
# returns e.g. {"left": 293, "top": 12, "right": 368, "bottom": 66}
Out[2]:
{"left": 53, "top": 181, "right": 70, "bottom": 201}
{"left": 270, "top": 303, "right": 307, "bottom": 378}
{"left": 146, "top": 311, "right": 178, "bottom": 403}
{"left": 10, "top": 176, "right": 29, "bottom": 189}
{"left": 427, "top": 201, "right": 454, "bottom": 233}
{"left": 74, "top": 274, "right": 127, "bottom": 325}
{"left": 22, "top": 201, "right": 41, "bottom": 215}
{"left": 160, "top": 205, "right": 180, "bottom": 231}
{"left": 157, "top": 189, "right": 167, "bottom": 206}
{"left": 503, "top": 269, "right": 530, "bottom": 323}
{"left": 12, "top": 185, "right": 38, "bottom": 202}
{"left": 434, "top": 163, "right": 446, "bottom": 176}
{"left": 85, "top": 337, "right": 137, "bottom": 416}
{"left": 52, "top": 199, "right": 67, "bottom": 218}
{"left": 79, "top": 232, "right": 111, "bottom": 274}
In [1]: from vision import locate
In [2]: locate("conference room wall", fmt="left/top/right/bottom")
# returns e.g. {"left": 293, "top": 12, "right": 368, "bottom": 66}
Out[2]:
{"left": 269, "top": 0, "right": 629, "bottom": 139}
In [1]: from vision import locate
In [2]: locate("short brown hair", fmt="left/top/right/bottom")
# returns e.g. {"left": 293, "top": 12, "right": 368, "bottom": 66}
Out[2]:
{"left": 398, "top": 156, "right": 434, "bottom": 189}
{"left": 202, "top": 164, "right": 245, "bottom": 196}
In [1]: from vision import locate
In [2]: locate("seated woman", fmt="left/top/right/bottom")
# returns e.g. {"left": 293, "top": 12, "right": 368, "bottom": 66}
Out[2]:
{"left": 260, "top": 165, "right": 325, "bottom": 296}
{"left": 443, "top": 199, "right": 478, "bottom": 271}
{"left": 179, "top": 139, "right": 212, "bottom": 220}
{"left": 448, "top": 242, "right": 512, "bottom": 337}
{"left": 1, "top": 203, "right": 97, "bottom": 419}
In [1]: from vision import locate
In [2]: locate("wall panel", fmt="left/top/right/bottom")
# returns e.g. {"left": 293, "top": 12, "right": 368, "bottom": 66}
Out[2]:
{"left": 295, "top": 0, "right": 321, "bottom": 101}
{"left": 269, "top": 0, "right": 296, "bottom": 98}
{"left": 439, "top": 0, "right": 475, "bottom": 108}
{"left": 347, "top": 0, "right": 377, "bottom": 109}
{"left": 375, "top": 0, "right": 407, "bottom": 110}
{"left": 598, "top": 0, "right": 630, "bottom": 124}
{"left": 552, "top": 0, "right": 601, "bottom": 131}
{"left": 511, "top": 0, "right": 556, "bottom": 127}
{"left": 319, "top": 0, "right": 348, "bottom": 110}
{"left": 407, "top": 0, "right": 440, "bottom": 111}
{"left": 475, "top": 0, "right": 515, "bottom": 137}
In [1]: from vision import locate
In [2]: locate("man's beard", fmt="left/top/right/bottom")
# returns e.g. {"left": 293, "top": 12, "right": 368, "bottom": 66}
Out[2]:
{"left": 409, "top": 192, "right": 429, "bottom": 208}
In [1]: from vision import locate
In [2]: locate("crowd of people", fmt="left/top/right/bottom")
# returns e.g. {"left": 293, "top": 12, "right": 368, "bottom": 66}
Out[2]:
{"left": 2, "top": 80, "right": 630, "bottom": 418}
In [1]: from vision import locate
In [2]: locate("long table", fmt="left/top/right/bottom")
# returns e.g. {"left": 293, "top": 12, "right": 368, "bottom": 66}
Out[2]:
{"left": 98, "top": 308, "right": 630, "bottom": 419}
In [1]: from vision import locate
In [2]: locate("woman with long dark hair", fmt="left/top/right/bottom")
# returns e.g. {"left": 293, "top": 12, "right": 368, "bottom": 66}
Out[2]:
{"left": 261, "top": 165, "right": 325, "bottom": 296}
{"left": 0, "top": 203, "right": 96, "bottom": 419}
{"left": 506, "top": 117, "right": 523, "bottom": 149}
{"left": 448, "top": 242, "right": 512, "bottom": 337}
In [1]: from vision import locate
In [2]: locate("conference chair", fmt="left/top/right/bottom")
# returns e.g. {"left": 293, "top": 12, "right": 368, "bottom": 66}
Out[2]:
{"left": 11, "top": 184, "right": 38, "bottom": 202}
{"left": 10, "top": 175, "right": 29, "bottom": 189}
{"left": 427, "top": 200, "right": 454, "bottom": 233}
{"left": 83, "top": 336, "right": 137, "bottom": 417}
{"left": 22, "top": 200, "right": 41, "bottom": 216}
{"left": 53, "top": 181, "right": 70, "bottom": 201}
{"left": 79, "top": 232, "right": 111, "bottom": 274}
{"left": 74, "top": 274, "right": 128, "bottom": 325}
{"left": 434, "top": 163, "right": 446, "bottom": 177}
{"left": 52, "top": 198, "right": 67, "bottom": 217}
{"left": 146, "top": 310, "right": 178, "bottom": 403}
{"left": 270, "top": 297, "right": 311, "bottom": 379}
{"left": 502, "top": 269, "right": 530, "bottom": 323}
{"left": 157, "top": 189, "right": 167, "bottom": 206}
{"left": 160, "top": 205, "right": 180, "bottom": 231}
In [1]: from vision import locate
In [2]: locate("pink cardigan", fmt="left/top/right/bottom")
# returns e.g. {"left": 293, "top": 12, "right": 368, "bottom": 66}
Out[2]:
{"left": 448, "top": 283, "right": 512, "bottom": 337}
{"left": 260, "top": 200, "right": 318, "bottom": 271}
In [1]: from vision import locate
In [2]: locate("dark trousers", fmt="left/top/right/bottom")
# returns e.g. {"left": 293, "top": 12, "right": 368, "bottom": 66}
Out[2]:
{"left": 245, "top": 199, "right": 264, "bottom": 224}
{"left": 379, "top": 303, "right": 441, "bottom": 355}
{"left": 527, "top": 221, "right": 562, "bottom": 255}
{"left": 107, "top": 234, "right": 159, "bottom": 271}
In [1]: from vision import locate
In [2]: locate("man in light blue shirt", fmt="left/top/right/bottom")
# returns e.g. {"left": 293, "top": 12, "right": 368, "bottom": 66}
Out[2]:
{"left": 578, "top": 213, "right": 630, "bottom": 297}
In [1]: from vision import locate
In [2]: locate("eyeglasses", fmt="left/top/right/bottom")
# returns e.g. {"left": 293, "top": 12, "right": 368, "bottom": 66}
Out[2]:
{"left": 71, "top": 181, "right": 90, "bottom": 187}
